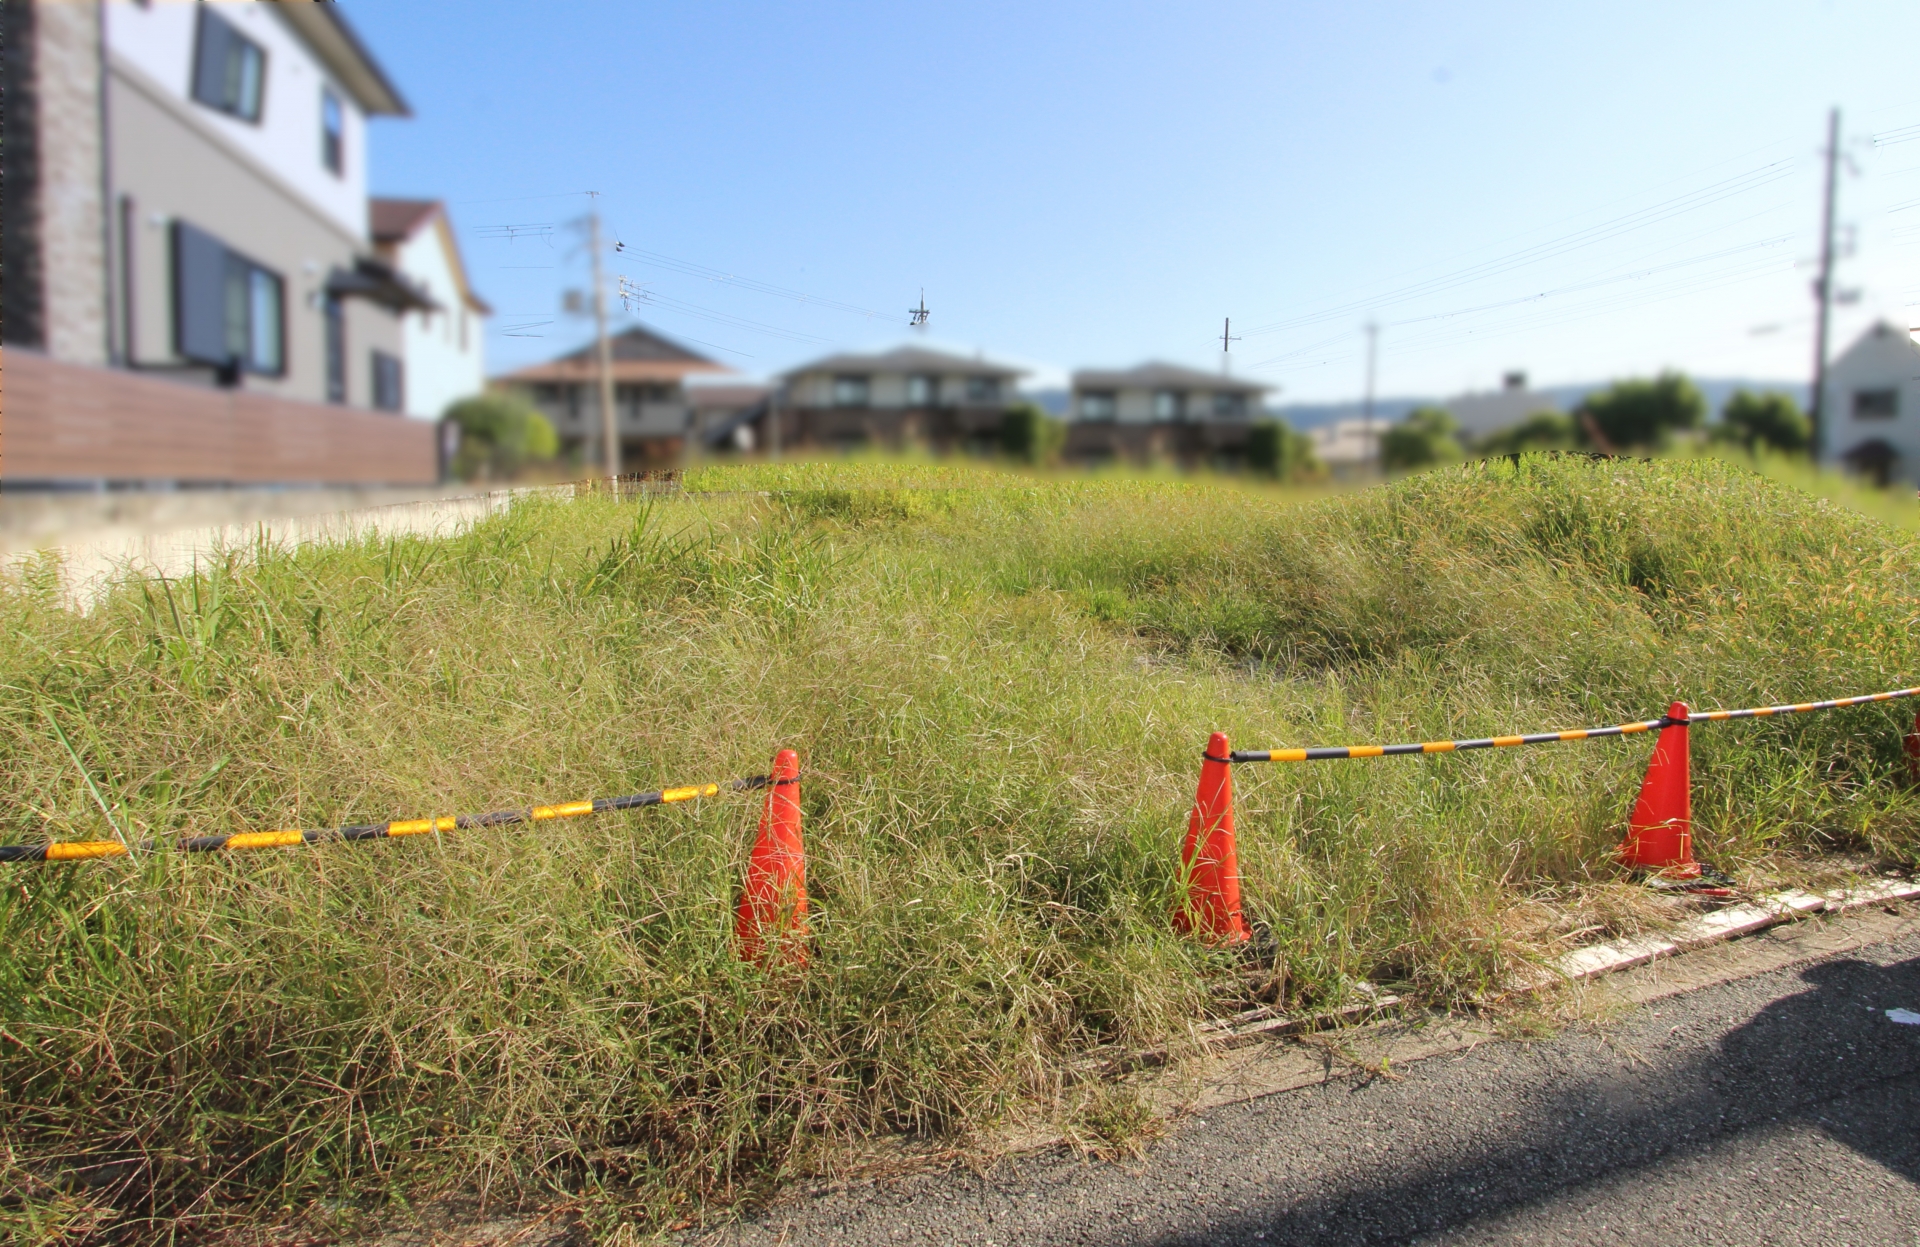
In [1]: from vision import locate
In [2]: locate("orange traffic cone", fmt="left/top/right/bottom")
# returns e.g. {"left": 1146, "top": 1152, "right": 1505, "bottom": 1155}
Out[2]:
{"left": 1616, "top": 702, "right": 1700, "bottom": 879}
{"left": 1903, "top": 713, "right": 1920, "bottom": 786}
{"left": 1174, "top": 732, "right": 1250, "bottom": 944}
{"left": 736, "top": 749, "right": 808, "bottom": 965}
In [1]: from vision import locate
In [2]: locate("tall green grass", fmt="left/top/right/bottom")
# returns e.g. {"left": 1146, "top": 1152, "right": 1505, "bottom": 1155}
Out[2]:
{"left": 3, "top": 455, "right": 1918, "bottom": 1241}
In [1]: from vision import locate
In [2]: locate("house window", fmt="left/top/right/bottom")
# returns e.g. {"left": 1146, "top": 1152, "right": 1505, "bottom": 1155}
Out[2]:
{"left": 1152, "top": 390, "right": 1186, "bottom": 421}
{"left": 173, "top": 220, "right": 283, "bottom": 375}
{"left": 1212, "top": 391, "right": 1248, "bottom": 418}
{"left": 1079, "top": 391, "right": 1117, "bottom": 421}
{"left": 832, "top": 374, "right": 870, "bottom": 407}
{"left": 372, "top": 351, "right": 405, "bottom": 412}
{"left": 1854, "top": 388, "right": 1899, "bottom": 419}
{"left": 965, "top": 375, "right": 1001, "bottom": 404}
{"left": 459, "top": 309, "right": 469, "bottom": 352}
{"left": 324, "top": 296, "right": 346, "bottom": 403}
{"left": 907, "top": 374, "right": 937, "bottom": 406}
{"left": 321, "top": 88, "right": 344, "bottom": 175}
{"left": 192, "top": 8, "right": 266, "bottom": 123}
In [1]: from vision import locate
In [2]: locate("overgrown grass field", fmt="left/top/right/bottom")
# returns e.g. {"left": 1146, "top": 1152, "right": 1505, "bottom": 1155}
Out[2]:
{"left": 4, "top": 455, "right": 1919, "bottom": 1241}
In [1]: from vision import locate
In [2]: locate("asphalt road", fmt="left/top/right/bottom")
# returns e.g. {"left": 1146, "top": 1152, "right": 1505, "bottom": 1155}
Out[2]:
{"left": 700, "top": 922, "right": 1920, "bottom": 1246}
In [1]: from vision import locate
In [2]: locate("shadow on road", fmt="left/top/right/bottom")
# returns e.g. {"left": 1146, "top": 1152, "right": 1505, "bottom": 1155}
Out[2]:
{"left": 1155, "top": 953, "right": 1920, "bottom": 1245}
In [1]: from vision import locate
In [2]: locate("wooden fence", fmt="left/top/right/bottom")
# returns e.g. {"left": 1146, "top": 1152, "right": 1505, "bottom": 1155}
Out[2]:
{"left": 2, "top": 349, "right": 439, "bottom": 486}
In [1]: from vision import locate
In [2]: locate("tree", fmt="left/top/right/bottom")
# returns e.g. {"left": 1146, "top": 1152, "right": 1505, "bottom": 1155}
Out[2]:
{"left": 1713, "top": 389, "right": 1810, "bottom": 457}
{"left": 1380, "top": 405, "right": 1463, "bottom": 472}
{"left": 1475, "top": 410, "right": 1576, "bottom": 457}
{"left": 1574, "top": 372, "right": 1705, "bottom": 451}
{"left": 444, "top": 391, "right": 560, "bottom": 481}
{"left": 1247, "top": 418, "right": 1321, "bottom": 482}
{"left": 998, "top": 403, "right": 1066, "bottom": 464}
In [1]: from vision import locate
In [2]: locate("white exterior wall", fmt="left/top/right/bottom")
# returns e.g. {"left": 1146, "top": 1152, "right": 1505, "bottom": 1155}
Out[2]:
{"left": 1072, "top": 383, "right": 1259, "bottom": 422}
{"left": 104, "top": 0, "right": 368, "bottom": 241}
{"left": 1444, "top": 388, "right": 1562, "bottom": 437}
{"left": 1114, "top": 389, "right": 1155, "bottom": 423}
{"left": 869, "top": 372, "right": 910, "bottom": 407}
{"left": 1821, "top": 324, "right": 1920, "bottom": 483}
{"left": 393, "top": 221, "right": 486, "bottom": 419}
{"left": 787, "top": 371, "right": 833, "bottom": 407}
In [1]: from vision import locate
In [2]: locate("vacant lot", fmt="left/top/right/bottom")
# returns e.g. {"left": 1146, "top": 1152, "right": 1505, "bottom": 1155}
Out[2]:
{"left": 4, "top": 455, "right": 1917, "bottom": 1241}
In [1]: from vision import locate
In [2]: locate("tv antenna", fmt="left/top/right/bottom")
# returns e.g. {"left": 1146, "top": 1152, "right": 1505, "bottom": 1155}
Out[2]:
{"left": 909, "top": 289, "right": 930, "bottom": 328}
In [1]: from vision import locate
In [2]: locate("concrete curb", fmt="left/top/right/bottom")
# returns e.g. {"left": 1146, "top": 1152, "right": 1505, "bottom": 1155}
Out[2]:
{"left": 1193, "top": 875, "right": 1920, "bottom": 1048}
{"left": 1524, "top": 876, "right": 1920, "bottom": 987}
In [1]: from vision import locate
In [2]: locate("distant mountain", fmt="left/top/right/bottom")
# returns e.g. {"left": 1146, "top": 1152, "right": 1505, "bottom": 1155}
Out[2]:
{"left": 1025, "top": 388, "right": 1071, "bottom": 417}
{"left": 1023, "top": 378, "right": 1808, "bottom": 430}
{"left": 1278, "top": 378, "right": 1808, "bottom": 430}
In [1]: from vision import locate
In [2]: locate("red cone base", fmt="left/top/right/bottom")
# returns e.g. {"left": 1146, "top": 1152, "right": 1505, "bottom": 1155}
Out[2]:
{"left": 1617, "top": 701, "right": 1699, "bottom": 879}
{"left": 736, "top": 749, "right": 808, "bottom": 965}
{"left": 1174, "top": 732, "right": 1249, "bottom": 944}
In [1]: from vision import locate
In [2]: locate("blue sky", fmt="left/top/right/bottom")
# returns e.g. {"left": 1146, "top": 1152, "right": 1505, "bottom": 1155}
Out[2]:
{"left": 346, "top": 1, "right": 1920, "bottom": 402}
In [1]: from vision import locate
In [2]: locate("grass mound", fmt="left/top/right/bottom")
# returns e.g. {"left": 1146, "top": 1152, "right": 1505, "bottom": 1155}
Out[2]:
{"left": 4, "top": 455, "right": 1917, "bottom": 1240}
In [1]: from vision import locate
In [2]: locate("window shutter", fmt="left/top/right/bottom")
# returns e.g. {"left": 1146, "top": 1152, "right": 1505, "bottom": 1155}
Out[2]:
{"left": 192, "top": 11, "right": 233, "bottom": 111}
{"left": 173, "top": 220, "right": 232, "bottom": 365}
{"left": 372, "top": 352, "right": 405, "bottom": 411}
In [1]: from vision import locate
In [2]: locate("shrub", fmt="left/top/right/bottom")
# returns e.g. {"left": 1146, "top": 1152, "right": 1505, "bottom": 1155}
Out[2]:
{"left": 1714, "top": 389, "right": 1811, "bottom": 457}
{"left": 998, "top": 403, "right": 1066, "bottom": 465}
{"left": 1381, "top": 406, "right": 1464, "bottom": 471}
{"left": 1247, "top": 419, "right": 1321, "bottom": 482}
{"left": 1575, "top": 372, "right": 1705, "bottom": 452}
{"left": 445, "top": 391, "right": 561, "bottom": 481}
{"left": 1476, "top": 411, "right": 1577, "bottom": 457}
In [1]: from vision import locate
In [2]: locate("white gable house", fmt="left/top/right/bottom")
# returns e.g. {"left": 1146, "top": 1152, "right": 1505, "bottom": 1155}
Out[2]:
{"left": 1820, "top": 322, "right": 1920, "bottom": 485}
{"left": 372, "top": 199, "right": 490, "bottom": 419}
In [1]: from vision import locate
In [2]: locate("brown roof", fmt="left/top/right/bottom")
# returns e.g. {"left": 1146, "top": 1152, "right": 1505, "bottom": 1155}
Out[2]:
{"left": 575, "top": 324, "right": 713, "bottom": 364}
{"left": 370, "top": 198, "right": 440, "bottom": 244}
{"left": 781, "top": 344, "right": 1026, "bottom": 380}
{"left": 1072, "top": 361, "right": 1270, "bottom": 393}
{"left": 503, "top": 359, "right": 733, "bottom": 384}
{"left": 368, "top": 199, "right": 492, "bottom": 315}
{"left": 502, "top": 325, "right": 730, "bottom": 383}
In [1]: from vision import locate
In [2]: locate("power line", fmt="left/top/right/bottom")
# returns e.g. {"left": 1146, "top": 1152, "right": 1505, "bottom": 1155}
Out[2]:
{"left": 618, "top": 245, "right": 895, "bottom": 322}
{"left": 452, "top": 191, "right": 596, "bottom": 206}
{"left": 1244, "top": 235, "right": 1794, "bottom": 373}
{"left": 616, "top": 286, "right": 838, "bottom": 346}
{"left": 472, "top": 223, "right": 556, "bottom": 243}
{"left": 1246, "top": 247, "right": 1796, "bottom": 376}
{"left": 1240, "top": 160, "right": 1796, "bottom": 341}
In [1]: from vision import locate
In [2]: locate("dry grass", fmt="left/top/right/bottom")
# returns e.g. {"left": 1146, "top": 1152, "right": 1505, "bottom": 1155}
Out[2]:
{"left": 2, "top": 454, "right": 1917, "bottom": 1242}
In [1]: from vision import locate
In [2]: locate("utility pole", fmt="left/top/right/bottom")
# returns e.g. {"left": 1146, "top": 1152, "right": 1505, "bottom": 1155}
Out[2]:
{"left": 587, "top": 198, "right": 620, "bottom": 478}
{"left": 1220, "top": 317, "right": 1240, "bottom": 375}
{"left": 1809, "top": 107, "right": 1841, "bottom": 464}
{"left": 767, "top": 382, "right": 781, "bottom": 461}
{"left": 1363, "top": 320, "right": 1380, "bottom": 472}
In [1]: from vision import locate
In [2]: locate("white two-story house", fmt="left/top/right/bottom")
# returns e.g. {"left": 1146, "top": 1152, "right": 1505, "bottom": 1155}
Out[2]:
{"left": 1820, "top": 321, "right": 1920, "bottom": 486}
{"left": 1066, "top": 362, "right": 1270, "bottom": 464}
{"left": 5, "top": 0, "right": 427, "bottom": 411}
{"left": 775, "top": 345, "right": 1027, "bottom": 452}
{"left": 372, "top": 198, "right": 491, "bottom": 420}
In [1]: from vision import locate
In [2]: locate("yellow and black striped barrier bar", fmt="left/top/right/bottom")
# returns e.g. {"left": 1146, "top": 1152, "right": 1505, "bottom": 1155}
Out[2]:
{"left": 0, "top": 774, "right": 769, "bottom": 864}
{"left": 1688, "top": 685, "right": 1920, "bottom": 722}
{"left": 1230, "top": 683, "right": 1920, "bottom": 763}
